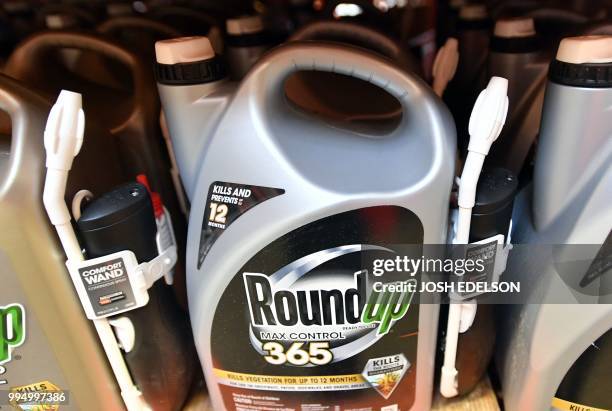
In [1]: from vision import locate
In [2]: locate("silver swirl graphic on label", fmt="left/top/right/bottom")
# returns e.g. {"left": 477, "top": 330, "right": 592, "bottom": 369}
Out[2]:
{"left": 246, "top": 244, "right": 401, "bottom": 365}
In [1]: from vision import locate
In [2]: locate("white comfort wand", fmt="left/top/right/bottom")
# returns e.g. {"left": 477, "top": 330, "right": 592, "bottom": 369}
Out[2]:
{"left": 42, "top": 90, "right": 149, "bottom": 410}
{"left": 440, "top": 77, "right": 509, "bottom": 398}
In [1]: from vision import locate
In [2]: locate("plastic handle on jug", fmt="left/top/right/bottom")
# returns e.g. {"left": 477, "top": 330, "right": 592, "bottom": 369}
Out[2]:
{"left": 0, "top": 76, "right": 49, "bottom": 190}
{"left": 527, "top": 7, "right": 588, "bottom": 25}
{"left": 441, "top": 76, "right": 508, "bottom": 399}
{"left": 151, "top": 6, "right": 218, "bottom": 28}
{"left": 6, "top": 32, "right": 150, "bottom": 106}
{"left": 244, "top": 42, "right": 443, "bottom": 140}
{"left": 289, "top": 21, "right": 420, "bottom": 74}
{"left": 42, "top": 90, "right": 149, "bottom": 411}
{"left": 98, "top": 16, "right": 182, "bottom": 38}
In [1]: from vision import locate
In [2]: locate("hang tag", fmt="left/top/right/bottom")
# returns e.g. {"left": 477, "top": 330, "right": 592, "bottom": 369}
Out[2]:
{"left": 451, "top": 234, "right": 511, "bottom": 300}
{"left": 66, "top": 251, "right": 149, "bottom": 320}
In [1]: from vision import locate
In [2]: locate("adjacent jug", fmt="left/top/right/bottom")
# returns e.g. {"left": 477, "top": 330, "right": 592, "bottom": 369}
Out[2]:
{"left": 156, "top": 37, "right": 456, "bottom": 411}
{"left": 445, "top": 4, "right": 491, "bottom": 154}
{"left": 485, "top": 17, "right": 550, "bottom": 175}
{"left": 225, "top": 15, "right": 273, "bottom": 80}
{"left": 496, "top": 35, "right": 612, "bottom": 411}
{"left": 5, "top": 31, "right": 189, "bottom": 304}
{"left": 0, "top": 74, "right": 124, "bottom": 411}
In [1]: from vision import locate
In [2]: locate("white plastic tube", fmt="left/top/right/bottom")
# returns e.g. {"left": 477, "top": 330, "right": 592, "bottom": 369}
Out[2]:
{"left": 440, "top": 77, "right": 508, "bottom": 398}
{"left": 42, "top": 90, "right": 148, "bottom": 411}
{"left": 71, "top": 189, "right": 93, "bottom": 221}
{"left": 455, "top": 152, "right": 485, "bottom": 243}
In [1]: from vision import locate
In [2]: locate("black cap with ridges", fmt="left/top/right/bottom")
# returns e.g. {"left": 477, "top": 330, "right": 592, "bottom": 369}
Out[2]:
{"left": 491, "top": 17, "right": 540, "bottom": 53}
{"left": 154, "top": 36, "right": 226, "bottom": 85}
{"left": 549, "top": 36, "right": 612, "bottom": 88}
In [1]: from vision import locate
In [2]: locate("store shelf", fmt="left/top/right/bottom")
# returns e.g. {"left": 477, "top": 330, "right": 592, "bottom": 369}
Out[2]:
{"left": 433, "top": 377, "right": 501, "bottom": 411}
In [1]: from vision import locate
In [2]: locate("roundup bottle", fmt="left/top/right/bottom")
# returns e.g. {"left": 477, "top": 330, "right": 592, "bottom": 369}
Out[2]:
{"left": 0, "top": 75, "right": 125, "bottom": 410}
{"left": 156, "top": 36, "right": 456, "bottom": 410}
{"left": 225, "top": 15, "right": 273, "bottom": 80}
{"left": 485, "top": 17, "right": 550, "bottom": 175}
{"left": 496, "top": 36, "right": 612, "bottom": 411}
{"left": 445, "top": 4, "right": 491, "bottom": 154}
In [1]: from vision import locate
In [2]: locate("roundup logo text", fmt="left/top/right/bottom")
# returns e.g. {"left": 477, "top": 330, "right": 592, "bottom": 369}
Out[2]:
{"left": 0, "top": 304, "right": 26, "bottom": 365}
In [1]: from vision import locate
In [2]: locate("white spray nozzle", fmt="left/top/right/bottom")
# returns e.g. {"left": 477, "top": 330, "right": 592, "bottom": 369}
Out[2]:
{"left": 467, "top": 76, "right": 508, "bottom": 156}
{"left": 432, "top": 37, "right": 459, "bottom": 97}
{"left": 44, "top": 90, "right": 85, "bottom": 171}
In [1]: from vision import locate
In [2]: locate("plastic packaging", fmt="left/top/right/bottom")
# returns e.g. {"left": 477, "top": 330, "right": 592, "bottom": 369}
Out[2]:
{"left": 0, "top": 76, "right": 125, "bottom": 410}
{"left": 157, "top": 37, "right": 456, "bottom": 411}
{"left": 496, "top": 35, "right": 612, "bottom": 411}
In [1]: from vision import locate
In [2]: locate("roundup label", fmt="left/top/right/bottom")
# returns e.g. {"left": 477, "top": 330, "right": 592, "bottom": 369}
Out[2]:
{"left": 552, "top": 328, "right": 612, "bottom": 411}
{"left": 0, "top": 304, "right": 25, "bottom": 366}
{"left": 198, "top": 181, "right": 285, "bottom": 269}
{"left": 210, "top": 207, "right": 423, "bottom": 410}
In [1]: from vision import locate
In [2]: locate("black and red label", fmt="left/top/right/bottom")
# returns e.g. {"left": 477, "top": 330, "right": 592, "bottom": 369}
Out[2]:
{"left": 198, "top": 181, "right": 285, "bottom": 269}
{"left": 552, "top": 328, "right": 612, "bottom": 411}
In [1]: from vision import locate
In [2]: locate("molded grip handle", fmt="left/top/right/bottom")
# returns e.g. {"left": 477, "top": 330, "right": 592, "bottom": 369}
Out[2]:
{"left": 527, "top": 8, "right": 589, "bottom": 24}
{"left": 0, "top": 74, "right": 50, "bottom": 189}
{"left": 290, "top": 21, "right": 421, "bottom": 75}
{"left": 38, "top": 4, "right": 97, "bottom": 27}
{"left": 243, "top": 42, "right": 439, "bottom": 139}
{"left": 5, "top": 32, "right": 149, "bottom": 104}
{"left": 150, "top": 6, "right": 219, "bottom": 28}
{"left": 98, "top": 16, "right": 182, "bottom": 38}
{"left": 582, "top": 22, "right": 612, "bottom": 35}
